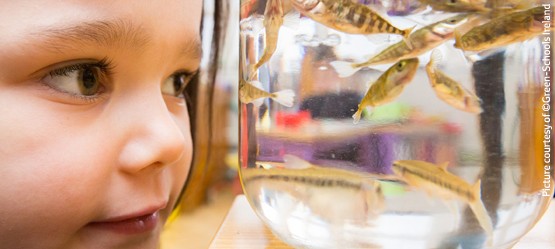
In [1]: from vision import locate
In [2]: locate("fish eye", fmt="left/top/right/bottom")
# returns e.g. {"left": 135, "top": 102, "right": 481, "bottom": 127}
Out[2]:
{"left": 396, "top": 61, "right": 405, "bottom": 70}
{"left": 448, "top": 0, "right": 457, "bottom": 4}
{"left": 449, "top": 18, "right": 458, "bottom": 23}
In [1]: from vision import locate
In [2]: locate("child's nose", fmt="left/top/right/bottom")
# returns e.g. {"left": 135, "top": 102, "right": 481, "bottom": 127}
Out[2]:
{"left": 116, "top": 94, "right": 190, "bottom": 174}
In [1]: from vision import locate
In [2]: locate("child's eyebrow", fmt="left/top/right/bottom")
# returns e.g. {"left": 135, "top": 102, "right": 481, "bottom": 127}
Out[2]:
{"left": 179, "top": 36, "right": 203, "bottom": 62}
{"left": 32, "top": 19, "right": 151, "bottom": 53}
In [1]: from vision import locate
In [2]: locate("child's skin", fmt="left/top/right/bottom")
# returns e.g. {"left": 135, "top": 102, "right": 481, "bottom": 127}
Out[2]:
{"left": 0, "top": 1, "right": 202, "bottom": 248}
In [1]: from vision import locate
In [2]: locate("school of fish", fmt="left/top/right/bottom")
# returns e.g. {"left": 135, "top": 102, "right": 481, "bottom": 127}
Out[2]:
{"left": 238, "top": 1, "right": 552, "bottom": 246}
{"left": 241, "top": 0, "right": 551, "bottom": 115}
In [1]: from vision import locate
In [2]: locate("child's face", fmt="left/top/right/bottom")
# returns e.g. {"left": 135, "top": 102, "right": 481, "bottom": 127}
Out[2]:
{"left": 0, "top": 1, "right": 201, "bottom": 248}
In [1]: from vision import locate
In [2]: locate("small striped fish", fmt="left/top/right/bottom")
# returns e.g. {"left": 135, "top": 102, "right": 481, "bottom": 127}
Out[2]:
{"left": 290, "top": 0, "right": 414, "bottom": 40}
{"left": 248, "top": 0, "right": 284, "bottom": 80}
{"left": 241, "top": 155, "right": 385, "bottom": 220}
{"left": 454, "top": 6, "right": 549, "bottom": 51}
{"left": 352, "top": 58, "right": 419, "bottom": 124}
{"left": 392, "top": 160, "right": 493, "bottom": 245}
{"left": 331, "top": 14, "right": 470, "bottom": 78}
{"left": 419, "top": 0, "right": 489, "bottom": 13}
{"left": 239, "top": 79, "right": 295, "bottom": 107}
{"left": 426, "top": 49, "right": 482, "bottom": 113}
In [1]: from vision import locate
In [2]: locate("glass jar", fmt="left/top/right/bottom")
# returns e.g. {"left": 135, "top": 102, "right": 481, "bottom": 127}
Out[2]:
{"left": 239, "top": 1, "right": 554, "bottom": 248}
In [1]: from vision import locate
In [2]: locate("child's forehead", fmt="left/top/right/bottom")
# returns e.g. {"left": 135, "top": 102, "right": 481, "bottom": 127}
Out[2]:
{"left": 0, "top": 0, "right": 203, "bottom": 38}
{"left": 0, "top": 0, "right": 203, "bottom": 79}
{"left": 0, "top": 2, "right": 202, "bottom": 52}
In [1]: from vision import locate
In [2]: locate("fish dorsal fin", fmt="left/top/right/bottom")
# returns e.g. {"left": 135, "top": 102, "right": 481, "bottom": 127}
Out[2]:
{"left": 514, "top": 0, "right": 533, "bottom": 10}
{"left": 283, "top": 154, "right": 312, "bottom": 169}
{"left": 439, "top": 161, "right": 449, "bottom": 171}
{"left": 250, "top": 80, "right": 265, "bottom": 90}
{"left": 402, "top": 26, "right": 416, "bottom": 49}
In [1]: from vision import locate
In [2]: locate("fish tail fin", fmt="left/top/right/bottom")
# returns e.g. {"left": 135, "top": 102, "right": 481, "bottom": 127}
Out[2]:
{"left": 352, "top": 106, "right": 364, "bottom": 124}
{"left": 468, "top": 179, "right": 494, "bottom": 245}
{"left": 282, "top": 154, "right": 312, "bottom": 169}
{"left": 330, "top": 60, "right": 360, "bottom": 78}
{"left": 429, "top": 49, "right": 443, "bottom": 68}
{"left": 427, "top": 49, "right": 443, "bottom": 73}
{"left": 402, "top": 26, "right": 415, "bottom": 49}
{"left": 271, "top": 89, "right": 296, "bottom": 107}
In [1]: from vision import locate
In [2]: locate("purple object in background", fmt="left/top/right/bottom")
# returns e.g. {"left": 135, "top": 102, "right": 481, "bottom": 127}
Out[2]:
{"left": 387, "top": 0, "right": 426, "bottom": 16}
{"left": 357, "top": 0, "right": 425, "bottom": 16}
{"left": 358, "top": 0, "right": 382, "bottom": 5}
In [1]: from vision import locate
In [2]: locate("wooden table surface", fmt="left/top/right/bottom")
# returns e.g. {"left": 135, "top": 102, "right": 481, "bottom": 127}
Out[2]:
{"left": 210, "top": 195, "right": 554, "bottom": 249}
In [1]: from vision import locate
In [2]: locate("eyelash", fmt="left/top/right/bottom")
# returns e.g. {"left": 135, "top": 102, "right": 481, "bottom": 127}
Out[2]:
{"left": 47, "top": 59, "right": 112, "bottom": 78}
{"left": 43, "top": 59, "right": 112, "bottom": 103}
{"left": 173, "top": 70, "right": 198, "bottom": 98}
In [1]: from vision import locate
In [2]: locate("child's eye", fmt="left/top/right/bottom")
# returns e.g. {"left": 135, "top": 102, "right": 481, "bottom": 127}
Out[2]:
{"left": 161, "top": 71, "right": 196, "bottom": 98}
{"left": 42, "top": 61, "right": 110, "bottom": 99}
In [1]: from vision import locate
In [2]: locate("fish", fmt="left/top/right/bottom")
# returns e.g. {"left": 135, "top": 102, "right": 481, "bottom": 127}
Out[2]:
{"left": 289, "top": 0, "right": 414, "bottom": 43}
{"left": 420, "top": 0, "right": 536, "bottom": 17}
{"left": 352, "top": 58, "right": 419, "bottom": 124}
{"left": 418, "top": 0, "right": 490, "bottom": 12}
{"left": 248, "top": 0, "right": 284, "bottom": 80}
{"left": 331, "top": 14, "right": 471, "bottom": 78}
{"left": 454, "top": 6, "right": 551, "bottom": 52}
{"left": 391, "top": 160, "right": 494, "bottom": 245}
{"left": 241, "top": 154, "right": 385, "bottom": 222}
{"left": 425, "top": 49, "right": 482, "bottom": 113}
{"left": 239, "top": 78, "right": 295, "bottom": 107}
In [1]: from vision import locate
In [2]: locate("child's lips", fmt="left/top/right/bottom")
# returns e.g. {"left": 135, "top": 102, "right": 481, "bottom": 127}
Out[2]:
{"left": 88, "top": 205, "right": 165, "bottom": 235}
